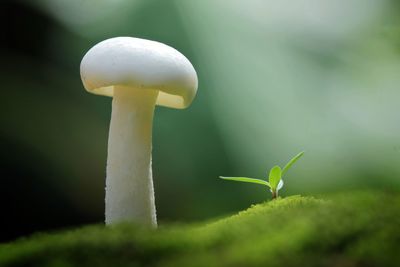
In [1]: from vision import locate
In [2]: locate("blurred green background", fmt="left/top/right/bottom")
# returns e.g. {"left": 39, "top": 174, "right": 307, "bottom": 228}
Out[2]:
{"left": 1, "top": 0, "right": 400, "bottom": 241}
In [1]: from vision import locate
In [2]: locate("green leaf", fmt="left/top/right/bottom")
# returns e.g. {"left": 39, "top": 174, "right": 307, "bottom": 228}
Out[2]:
{"left": 268, "top": 166, "right": 282, "bottom": 190}
{"left": 219, "top": 176, "right": 270, "bottom": 187}
{"left": 281, "top": 151, "right": 305, "bottom": 176}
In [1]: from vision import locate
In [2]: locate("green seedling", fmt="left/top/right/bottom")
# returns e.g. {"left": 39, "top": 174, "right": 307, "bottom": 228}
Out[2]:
{"left": 219, "top": 151, "right": 304, "bottom": 199}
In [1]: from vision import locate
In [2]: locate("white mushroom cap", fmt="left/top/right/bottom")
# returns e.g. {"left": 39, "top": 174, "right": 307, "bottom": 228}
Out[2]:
{"left": 80, "top": 37, "right": 198, "bottom": 109}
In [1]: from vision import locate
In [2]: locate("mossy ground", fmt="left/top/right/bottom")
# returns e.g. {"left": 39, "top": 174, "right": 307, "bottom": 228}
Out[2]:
{"left": 1, "top": 191, "right": 399, "bottom": 267}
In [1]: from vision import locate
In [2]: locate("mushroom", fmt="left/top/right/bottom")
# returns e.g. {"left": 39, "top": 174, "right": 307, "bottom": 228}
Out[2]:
{"left": 80, "top": 37, "right": 198, "bottom": 226}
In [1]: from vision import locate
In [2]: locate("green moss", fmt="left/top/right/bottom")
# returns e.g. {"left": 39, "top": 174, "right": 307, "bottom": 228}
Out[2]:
{"left": 1, "top": 191, "right": 399, "bottom": 267}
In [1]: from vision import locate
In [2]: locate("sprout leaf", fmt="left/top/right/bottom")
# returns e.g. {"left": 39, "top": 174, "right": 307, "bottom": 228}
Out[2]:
{"left": 282, "top": 151, "right": 304, "bottom": 176}
{"left": 219, "top": 176, "right": 270, "bottom": 187}
{"left": 277, "top": 179, "right": 284, "bottom": 190}
{"left": 268, "top": 166, "right": 282, "bottom": 190}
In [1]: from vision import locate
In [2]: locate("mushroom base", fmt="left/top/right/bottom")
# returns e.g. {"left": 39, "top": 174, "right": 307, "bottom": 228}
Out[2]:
{"left": 105, "top": 86, "right": 158, "bottom": 226}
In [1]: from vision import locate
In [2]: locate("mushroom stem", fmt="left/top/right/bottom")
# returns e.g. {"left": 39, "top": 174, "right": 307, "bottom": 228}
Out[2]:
{"left": 105, "top": 85, "right": 158, "bottom": 226}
